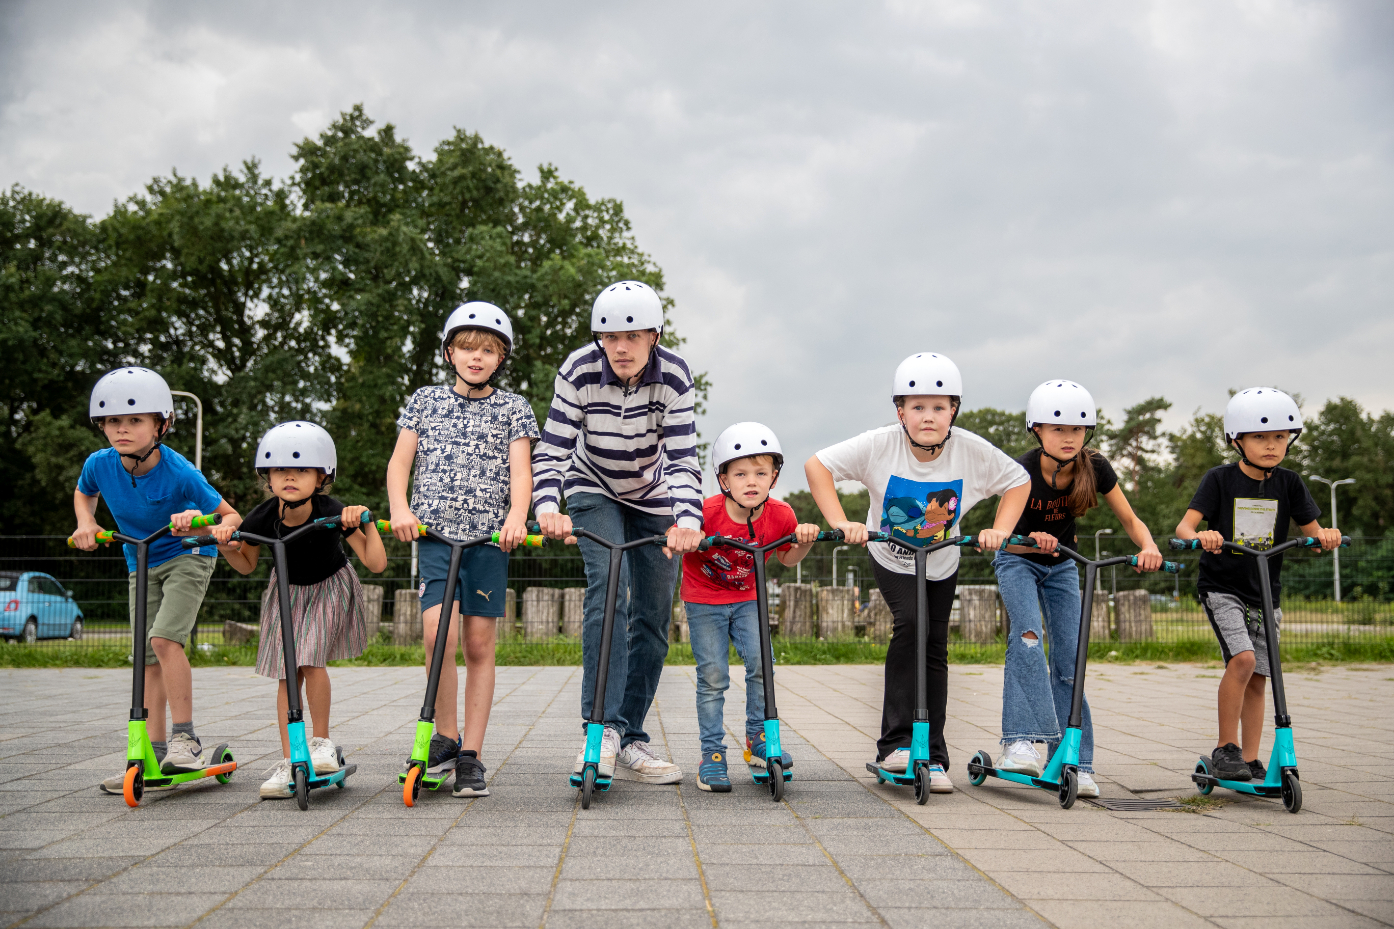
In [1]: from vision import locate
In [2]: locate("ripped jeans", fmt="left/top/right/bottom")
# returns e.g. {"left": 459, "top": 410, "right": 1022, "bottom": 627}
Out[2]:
{"left": 993, "top": 551, "right": 1093, "bottom": 772}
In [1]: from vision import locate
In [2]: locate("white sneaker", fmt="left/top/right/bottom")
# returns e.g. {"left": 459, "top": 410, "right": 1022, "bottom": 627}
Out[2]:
{"left": 99, "top": 771, "right": 176, "bottom": 794}
{"left": 573, "top": 726, "right": 621, "bottom": 778}
{"left": 996, "top": 740, "right": 1043, "bottom": 777}
{"left": 879, "top": 749, "right": 910, "bottom": 773}
{"left": 310, "top": 737, "right": 340, "bottom": 774}
{"left": 616, "top": 740, "right": 683, "bottom": 784}
{"left": 160, "top": 732, "right": 205, "bottom": 773}
{"left": 260, "top": 760, "right": 293, "bottom": 799}
{"left": 1076, "top": 771, "right": 1099, "bottom": 798}
{"left": 927, "top": 764, "right": 954, "bottom": 793}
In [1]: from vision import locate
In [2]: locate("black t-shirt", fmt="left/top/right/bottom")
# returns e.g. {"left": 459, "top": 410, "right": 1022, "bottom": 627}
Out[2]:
{"left": 1189, "top": 463, "right": 1320, "bottom": 608}
{"left": 239, "top": 495, "right": 359, "bottom": 587}
{"left": 1010, "top": 448, "right": 1120, "bottom": 567}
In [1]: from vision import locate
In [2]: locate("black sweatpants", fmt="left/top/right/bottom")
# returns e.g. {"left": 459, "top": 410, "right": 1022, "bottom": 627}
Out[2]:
{"left": 871, "top": 562, "right": 959, "bottom": 769}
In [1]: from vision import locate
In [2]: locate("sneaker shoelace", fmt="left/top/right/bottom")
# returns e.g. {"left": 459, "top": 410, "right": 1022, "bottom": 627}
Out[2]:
{"left": 263, "top": 759, "right": 290, "bottom": 779}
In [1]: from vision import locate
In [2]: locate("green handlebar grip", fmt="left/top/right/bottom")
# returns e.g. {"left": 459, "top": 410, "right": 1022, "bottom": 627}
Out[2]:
{"left": 492, "top": 533, "right": 544, "bottom": 547}
{"left": 1168, "top": 538, "right": 1200, "bottom": 551}
{"left": 377, "top": 519, "right": 426, "bottom": 536}
{"left": 67, "top": 530, "right": 116, "bottom": 547}
{"left": 189, "top": 513, "right": 221, "bottom": 529}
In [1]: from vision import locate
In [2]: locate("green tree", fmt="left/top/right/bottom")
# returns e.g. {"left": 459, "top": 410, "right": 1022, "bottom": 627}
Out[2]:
{"left": 1295, "top": 397, "right": 1394, "bottom": 537}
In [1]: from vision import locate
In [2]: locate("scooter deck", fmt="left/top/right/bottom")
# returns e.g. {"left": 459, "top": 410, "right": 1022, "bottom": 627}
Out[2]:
{"left": 136, "top": 742, "right": 238, "bottom": 788}
{"left": 569, "top": 771, "right": 613, "bottom": 791}
{"left": 307, "top": 763, "right": 356, "bottom": 790}
{"left": 865, "top": 762, "right": 918, "bottom": 786}
{"left": 968, "top": 760, "right": 1062, "bottom": 791}
{"left": 1191, "top": 765, "right": 1288, "bottom": 798}
{"left": 399, "top": 757, "right": 455, "bottom": 791}
{"left": 750, "top": 763, "right": 793, "bottom": 784}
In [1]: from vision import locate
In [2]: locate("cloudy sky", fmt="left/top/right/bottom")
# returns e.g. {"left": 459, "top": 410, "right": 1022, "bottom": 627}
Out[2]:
{"left": 3, "top": 1, "right": 1391, "bottom": 492}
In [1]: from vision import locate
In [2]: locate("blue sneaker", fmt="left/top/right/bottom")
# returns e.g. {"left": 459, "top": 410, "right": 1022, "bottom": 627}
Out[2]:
{"left": 745, "top": 732, "right": 793, "bottom": 770}
{"left": 697, "top": 751, "right": 731, "bottom": 793}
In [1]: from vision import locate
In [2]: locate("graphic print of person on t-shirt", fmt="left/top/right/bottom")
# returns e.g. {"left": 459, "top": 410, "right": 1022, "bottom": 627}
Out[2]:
{"left": 881, "top": 477, "right": 963, "bottom": 545}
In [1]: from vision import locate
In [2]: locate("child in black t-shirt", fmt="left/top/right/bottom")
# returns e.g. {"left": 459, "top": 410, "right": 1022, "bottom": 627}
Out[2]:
{"left": 216, "top": 422, "right": 387, "bottom": 800}
{"left": 1175, "top": 389, "right": 1340, "bottom": 782}
{"left": 994, "top": 381, "right": 1163, "bottom": 799}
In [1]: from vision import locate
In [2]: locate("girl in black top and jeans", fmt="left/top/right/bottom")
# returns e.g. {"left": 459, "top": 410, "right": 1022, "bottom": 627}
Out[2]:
{"left": 993, "top": 381, "right": 1162, "bottom": 799}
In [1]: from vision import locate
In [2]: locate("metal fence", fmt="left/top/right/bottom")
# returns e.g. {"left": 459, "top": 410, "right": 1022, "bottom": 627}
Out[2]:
{"left": 1, "top": 535, "right": 1390, "bottom": 650}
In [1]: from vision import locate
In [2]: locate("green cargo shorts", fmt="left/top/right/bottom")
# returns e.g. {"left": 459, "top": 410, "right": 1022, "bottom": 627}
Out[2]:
{"left": 128, "top": 553, "right": 216, "bottom": 665}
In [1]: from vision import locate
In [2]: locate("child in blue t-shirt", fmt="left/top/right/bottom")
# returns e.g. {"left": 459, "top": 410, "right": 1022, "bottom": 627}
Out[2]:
{"left": 70, "top": 368, "right": 240, "bottom": 792}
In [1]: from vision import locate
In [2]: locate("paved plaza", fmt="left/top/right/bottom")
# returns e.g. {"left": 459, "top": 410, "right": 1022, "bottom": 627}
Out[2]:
{"left": 0, "top": 661, "right": 1391, "bottom": 928}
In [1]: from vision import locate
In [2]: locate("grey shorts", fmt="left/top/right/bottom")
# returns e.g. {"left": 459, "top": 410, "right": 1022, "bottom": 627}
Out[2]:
{"left": 128, "top": 554, "right": 216, "bottom": 665}
{"left": 1202, "top": 591, "right": 1281, "bottom": 677}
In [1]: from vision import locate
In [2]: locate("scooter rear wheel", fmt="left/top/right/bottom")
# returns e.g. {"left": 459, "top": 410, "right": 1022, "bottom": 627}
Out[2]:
{"left": 215, "top": 747, "right": 235, "bottom": 784}
{"left": 1059, "top": 767, "right": 1078, "bottom": 810}
{"left": 580, "top": 766, "right": 596, "bottom": 810}
{"left": 968, "top": 750, "right": 991, "bottom": 787}
{"left": 1194, "top": 758, "right": 1214, "bottom": 795}
{"left": 403, "top": 765, "right": 422, "bottom": 807}
{"left": 293, "top": 766, "right": 309, "bottom": 811}
{"left": 123, "top": 765, "right": 143, "bottom": 808}
{"left": 768, "top": 761, "right": 784, "bottom": 801}
{"left": 1281, "top": 769, "right": 1302, "bottom": 814}
{"left": 913, "top": 765, "right": 929, "bottom": 805}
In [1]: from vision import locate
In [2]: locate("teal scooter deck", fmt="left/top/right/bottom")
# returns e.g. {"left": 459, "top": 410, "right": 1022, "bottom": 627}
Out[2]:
{"left": 186, "top": 511, "right": 376, "bottom": 809}
{"left": 73, "top": 515, "right": 241, "bottom": 806}
{"left": 1168, "top": 535, "right": 1347, "bottom": 815}
{"left": 966, "top": 537, "right": 1185, "bottom": 809}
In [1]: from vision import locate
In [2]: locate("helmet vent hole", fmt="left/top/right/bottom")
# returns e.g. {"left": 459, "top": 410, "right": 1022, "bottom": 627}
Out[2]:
{"left": 1261, "top": 417, "right": 1269, "bottom": 423}
{"left": 127, "top": 398, "right": 136, "bottom": 406}
{"left": 292, "top": 451, "right": 300, "bottom": 459}
{"left": 626, "top": 316, "right": 633, "bottom": 323}
{"left": 908, "top": 380, "right": 916, "bottom": 388}
{"left": 1288, "top": 415, "right": 1294, "bottom": 421}
{"left": 99, "top": 401, "right": 105, "bottom": 408}
{"left": 734, "top": 443, "right": 741, "bottom": 450}
{"left": 468, "top": 313, "right": 476, "bottom": 319}
{"left": 264, "top": 452, "right": 270, "bottom": 459}
{"left": 1054, "top": 410, "right": 1061, "bottom": 417}
{"left": 760, "top": 440, "right": 767, "bottom": 446}
{"left": 936, "top": 380, "right": 943, "bottom": 387}
{"left": 600, "top": 317, "right": 606, "bottom": 324}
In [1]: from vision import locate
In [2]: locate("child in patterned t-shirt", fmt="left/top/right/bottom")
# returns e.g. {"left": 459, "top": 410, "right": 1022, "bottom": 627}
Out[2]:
{"left": 386, "top": 303, "right": 539, "bottom": 798}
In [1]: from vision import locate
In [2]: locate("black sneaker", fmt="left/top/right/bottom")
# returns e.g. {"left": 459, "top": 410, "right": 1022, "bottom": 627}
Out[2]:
{"left": 426, "top": 734, "right": 460, "bottom": 776}
{"left": 1211, "top": 743, "right": 1250, "bottom": 781}
{"left": 1247, "top": 758, "right": 1267, "bottom": 781}
{"left": 452, "top": 751, "right": 489, "bottom": 797}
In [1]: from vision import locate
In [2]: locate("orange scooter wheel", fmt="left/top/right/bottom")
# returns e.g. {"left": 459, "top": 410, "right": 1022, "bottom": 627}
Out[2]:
{"left": 403, "top": 765, "right": 422, "bottom": 807}
{"left": 123, "top": 766, "right": 143, "bottom": 808}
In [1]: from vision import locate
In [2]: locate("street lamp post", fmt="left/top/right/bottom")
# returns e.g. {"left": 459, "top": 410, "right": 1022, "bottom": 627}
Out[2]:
{"left": 832, "top": 546, "right": 849, "bottom": 587}
{"left": 1093, "top": 528, "right": 1112, "bottom": 597}
{"left": 1311, "top": 475, "right": 1355, "bottom": 602}
{"left": 170, "top": 391, "right": 203, "bottom": 471}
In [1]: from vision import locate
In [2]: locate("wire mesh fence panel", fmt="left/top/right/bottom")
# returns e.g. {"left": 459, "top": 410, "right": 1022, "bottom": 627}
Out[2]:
{"left": 2, "top": 535, "right": 1390, "bottom": 651}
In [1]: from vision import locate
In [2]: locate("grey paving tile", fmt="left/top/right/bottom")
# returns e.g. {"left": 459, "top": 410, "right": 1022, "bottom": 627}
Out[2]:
{"left": 264, "top": 854, "right": 421, "bottom": 881}
{"left": 143, "top": 844, "right": 300, "bottom": 867}
{"left": 710, "top": 890, "right": 875, "bottom": 922}
{"left": 196, "top": 908, "right": 377, "bottom": 929}
{"left": 25, "top": 891, "right": 229, "bottom": 927}
{"left": 550, "top": 878, "right": 707, "bottom": 910}
{"left": 374, "top": 891, "right": 547, "bottom": 926}
{"left": 224, "top": 878, "right": 400, "bottom": 909}
{"left": 100, "top": 865, "right": 264, "bottom": 893}
{"left": 0, "top": 857, "right": 140, "bottom": 882}
{"left": 404, "top": 865, "right": 555, "bottom": 893}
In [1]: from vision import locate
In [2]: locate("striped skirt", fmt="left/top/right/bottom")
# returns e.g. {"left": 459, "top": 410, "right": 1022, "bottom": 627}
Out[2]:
{"left": 255, "top": 564, "right": 369, "bottom": 679}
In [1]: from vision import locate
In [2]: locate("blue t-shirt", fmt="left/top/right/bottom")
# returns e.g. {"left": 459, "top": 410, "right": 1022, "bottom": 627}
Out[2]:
{"left": 76, "top": 446, "right": 223, "bottom": 572}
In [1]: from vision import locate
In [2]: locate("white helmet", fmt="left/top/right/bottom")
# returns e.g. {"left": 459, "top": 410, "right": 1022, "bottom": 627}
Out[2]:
{"left": 893, "top": 352, "right": 962, "bottom": 397}
{"left": 713, "top": 422, "right": 784, "bottom": 474}
{"left": 1224, "top": 388, "right": 1303, "bottom": 442}
{"left": 441, "top": 302, "right": 514, "bottom": 363}
{"left": 255, "top": 422, "right": 338, "bottom": 482}
{"left": 1026, "top": 380, "right": 1097, "bottom": 429}
{"left": 89, "top": 367, "right": 175, "bottom": 422}
{"left": 592, "top": 281, "right": 663, "bottom": 333}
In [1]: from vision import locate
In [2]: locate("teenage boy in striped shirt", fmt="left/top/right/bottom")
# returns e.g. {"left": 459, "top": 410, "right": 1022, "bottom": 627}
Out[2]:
{"left": 533, "top": 281, "right": 703, "bottom": 784}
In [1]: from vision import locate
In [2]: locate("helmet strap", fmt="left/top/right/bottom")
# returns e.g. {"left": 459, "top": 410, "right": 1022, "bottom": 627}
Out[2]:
{"left": 1231, "top": 437, "right": 1275, "bottom": 495}
{"left": 901, "top": 424, "right": 951, "bottom": 457}
{"left": 1030, "top": 426, "right": 1094, "bottom": 490}
{"left": 446, "top": 338, "right": 505, "bottom": 398}
{"left": 593, "top": 330, "right": 661, "bottom": 398}
{"left": 717, "top": 470, "right": 774, "bottom": 539}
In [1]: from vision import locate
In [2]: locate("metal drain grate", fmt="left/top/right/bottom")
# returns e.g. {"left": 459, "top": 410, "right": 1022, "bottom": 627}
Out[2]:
{"left": 1081, "top": 797, "right": 1184, "bottom": 811}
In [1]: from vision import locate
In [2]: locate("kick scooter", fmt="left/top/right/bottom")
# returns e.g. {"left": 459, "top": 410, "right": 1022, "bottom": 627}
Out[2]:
{"left": 1170, "top": 534, "right": 1349, "bottom": 814}
{"left": 378, "top": 519, "right": 544, "bottom": 806}
{"left": 966, "top": 536, "right": 1184, "bottom": 808}
{"left": 695, "top": 529, "right": 844, "bottom": 800}
{"left": 69, "top": 514, "right": 237, "bottom": 807}
{"left": 567, "top": 526, "right": 671, "bottom": 809}
{"left": 184, "top": 511, "right": 377, "bottom": 809}
{"left": 862, "top": 530, "right": 979, "bottom": 805}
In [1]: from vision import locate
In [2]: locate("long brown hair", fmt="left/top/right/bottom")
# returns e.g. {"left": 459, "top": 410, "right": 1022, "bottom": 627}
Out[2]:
{"left": 1063, "top": 447, "right": 1101, "bottom": 517}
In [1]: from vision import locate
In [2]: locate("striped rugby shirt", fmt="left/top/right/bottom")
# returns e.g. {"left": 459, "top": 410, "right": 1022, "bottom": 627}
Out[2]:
{"left": 531, "top": 343, "right": 703, "bottom": 530}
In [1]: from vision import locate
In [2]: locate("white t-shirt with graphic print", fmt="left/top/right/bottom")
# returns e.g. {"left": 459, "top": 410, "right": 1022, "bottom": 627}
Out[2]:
{"left": 816, "top": 425, "right": 1029, "bottom": 580}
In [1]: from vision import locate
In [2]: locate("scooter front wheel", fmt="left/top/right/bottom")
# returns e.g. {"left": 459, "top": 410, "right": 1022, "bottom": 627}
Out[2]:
{"left": 769, "top": 761, "right": 784, "bottom": 802}
{"left": 1059, "top": 767, "right": 1078, "bottom": 810}
{"left": 123, "top": 766, "right": 143, "bottom": 808}
{"left": 914, "top": 765, "right": 929, "bottom": 805}
{"left": 215, "top": 747, "right": 235, "bottom": 784}
{"left": 580, "top": 766, "right": 596, "bottom": 810}
{"left": 1282, "top": 769, "right": 1302, "bottom": 814}
{"left": 968, "top": 750, "right": 991, "bottom": 787}
{"left": 403, "top": 765, "right": 422, "bottom": 807}
{"left": 293, "top": 766, "right": 309, "bottom": 811}
{"left": 1194, "top": 758, "right": 1214, "bottom": 796}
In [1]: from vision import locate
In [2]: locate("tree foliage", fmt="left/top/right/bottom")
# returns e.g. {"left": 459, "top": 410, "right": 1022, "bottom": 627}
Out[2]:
{"left": 1, "top": 106, "right": 701, "bottom": 529}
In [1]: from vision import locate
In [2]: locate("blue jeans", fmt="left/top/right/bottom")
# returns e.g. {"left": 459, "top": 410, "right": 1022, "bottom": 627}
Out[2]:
{"left": 993, "top": 551, "right": 1094, "bottom": 772}
{"left": 686, "top": 600, "right": 765, "bottom": 756}
{"left": 569, "top": 493, "right": 678, "bottom": 747}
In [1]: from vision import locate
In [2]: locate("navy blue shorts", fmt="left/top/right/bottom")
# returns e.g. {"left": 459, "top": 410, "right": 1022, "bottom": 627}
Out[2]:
{"left": 417, "top": 539, "right": 508, "bottom": 618}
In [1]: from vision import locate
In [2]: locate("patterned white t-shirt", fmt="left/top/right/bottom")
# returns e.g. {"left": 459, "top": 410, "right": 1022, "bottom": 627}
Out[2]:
{"left": 397, "top": 387, "right": 540, "bottom": 539}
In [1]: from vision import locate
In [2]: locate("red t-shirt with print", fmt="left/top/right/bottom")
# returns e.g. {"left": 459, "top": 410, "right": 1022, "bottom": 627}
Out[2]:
{"left": 681, "top": 494, "right": 798, "bottom": 605}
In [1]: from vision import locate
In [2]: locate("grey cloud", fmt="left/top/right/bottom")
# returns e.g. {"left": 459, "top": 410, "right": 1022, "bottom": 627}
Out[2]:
{"left": 3, "top": 0, "right": 1391, "bottom": 492}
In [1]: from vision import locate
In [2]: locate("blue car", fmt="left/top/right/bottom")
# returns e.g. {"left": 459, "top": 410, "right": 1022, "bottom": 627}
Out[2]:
{"left": 0, "top": 572, "right": 84, "bottom": 643}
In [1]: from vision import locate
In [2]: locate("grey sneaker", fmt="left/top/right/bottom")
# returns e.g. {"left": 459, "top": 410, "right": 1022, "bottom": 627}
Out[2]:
{"left": 616, "top": 740, "right": 682, "bottom": 784}
{"left": 161, "top": 732, "right": 205, "bottom": 773}
{"left": 99, "top": 770, "right": 176, "bottom": 795}
{"left": 452, "top": 752, "right": 490, "bottom": 797}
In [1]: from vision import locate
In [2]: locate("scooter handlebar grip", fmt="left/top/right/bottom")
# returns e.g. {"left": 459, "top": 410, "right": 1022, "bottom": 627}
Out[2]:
{"left": 527, "top": 521, "right": 542, "bottom": 534}
{"left": 1128, "top": 555, "right": 1184, "bottom": 573}
{"left": 1342, "top": 535, "right": 1351, "bottom": 547}
{"left": 376, "top": 519, "right": 426, "bottom": 536}
{"left": 490, "top": 532, "right": 545, "bottom": 547}
{"left": 1168, "top": 538, "right": 1200, "bottom": 550}
{"left": 815, "top": 530, "right": 845, "bottom": 542}
{"left": 181, "top": 534, "right": 230, "bottom": 548}
{"left": 188, "top": 513, "right": 222, "bottom": 529}
{"left": 954, "top": 535, "right": 978, "bottom": 546}
{"left": 698, "top": 536, "right": 718, "bottom": 552}
{"left": 1005, "top": 534, "right": 1037, "bottom": 547}
{"left": 68, "top": 530, "right": 115, "bottom": 547}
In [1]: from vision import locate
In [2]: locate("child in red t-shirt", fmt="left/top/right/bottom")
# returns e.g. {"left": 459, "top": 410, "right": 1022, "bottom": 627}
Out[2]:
{"left": 682, "top": 423, "right": 820, "bottom": 792}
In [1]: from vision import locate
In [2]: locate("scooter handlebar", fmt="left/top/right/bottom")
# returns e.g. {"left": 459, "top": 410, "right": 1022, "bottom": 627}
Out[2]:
{"left": 1170, "top": 535, "right": 1351, "bottom": 553}
{"left": 69, "top": 512, "right": 220, "bottom": 547}
{"left": 67, "top": 530, "right": 117, "bottom": 548}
